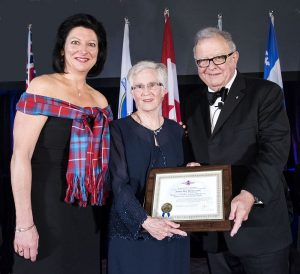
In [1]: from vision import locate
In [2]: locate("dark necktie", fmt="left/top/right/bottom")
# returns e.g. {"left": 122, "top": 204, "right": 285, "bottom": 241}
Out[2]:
{"left": 207, "top": 87, "right": 228, "bottom": 106}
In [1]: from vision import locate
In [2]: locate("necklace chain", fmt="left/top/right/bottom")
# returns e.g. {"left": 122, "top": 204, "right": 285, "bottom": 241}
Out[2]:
{"left": 134, "top": 112, "right": 163, "bottom": 131}
{"left": 132, "top": 112, "right": 167, "bottom": 167}
{"left": 153, "top": 126, "right": 163, "bottom": 135}
{"left": 76, "top": 86, "right": 84, "bottom": 97}
{"left": 133, "top": 112, "right": 163, "bottom": 146}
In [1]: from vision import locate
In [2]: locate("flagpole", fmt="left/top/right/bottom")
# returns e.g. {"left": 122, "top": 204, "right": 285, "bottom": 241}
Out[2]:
{"left": 269, "top": 10, "right": 274, "bottom": 25}
{"left": 27, "top": 24, "right": 32, "bottom": 87}
{"left": 217, "top": 14, "right": 222, "bottom": 30}
{"left": 164, "top": 8, "right": 169, "bottom": 23}
{"left": 124, "top": 17, "right": 129, "bottom": 25}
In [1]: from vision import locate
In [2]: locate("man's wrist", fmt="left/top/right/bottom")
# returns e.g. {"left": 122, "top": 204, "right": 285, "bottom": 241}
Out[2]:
{"left": 241, "top": 189, "right": 263, "bottom": 205}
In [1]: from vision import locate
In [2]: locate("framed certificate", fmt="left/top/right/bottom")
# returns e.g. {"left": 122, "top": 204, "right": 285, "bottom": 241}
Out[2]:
{"left": 144, "top": 165, "right": 232, "bottom": 232}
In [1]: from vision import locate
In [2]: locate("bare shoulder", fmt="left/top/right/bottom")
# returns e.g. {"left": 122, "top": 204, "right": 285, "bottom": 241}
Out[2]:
{"left": 89, "top": 86, "right": 108, "bottom": 108}
{"left": 26, "top": 74, "right": 59, "bottom": 96}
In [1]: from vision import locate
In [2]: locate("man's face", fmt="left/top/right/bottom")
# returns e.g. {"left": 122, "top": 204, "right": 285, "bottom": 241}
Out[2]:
{"left": 194, "top": 35, "right": 239, "bottom": 91}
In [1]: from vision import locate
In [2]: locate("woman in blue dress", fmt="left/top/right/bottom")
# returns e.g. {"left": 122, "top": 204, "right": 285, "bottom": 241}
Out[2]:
{"left": 108, "top": 61, "right": 190, "bottom": 274}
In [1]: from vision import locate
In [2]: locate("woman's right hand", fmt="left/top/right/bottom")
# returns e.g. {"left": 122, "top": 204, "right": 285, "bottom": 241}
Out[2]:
{"left": 142, "top": 216, "right": 187, "bottom": 240}
{"left": 10, "top": 111, "right": 46, "bottom": 263}
{"left": 14, "top": 225, "right": 39, "bottom": 262}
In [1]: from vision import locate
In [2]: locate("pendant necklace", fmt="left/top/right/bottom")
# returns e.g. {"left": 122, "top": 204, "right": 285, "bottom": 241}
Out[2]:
{"left": 75, "top": 84, "right": 87, "bottom": 97}
{"left": 76, "top": 87, "right": 82, "bottom": 97}
{"left": 134, "top": 112, "right": 163, "bottom": 146}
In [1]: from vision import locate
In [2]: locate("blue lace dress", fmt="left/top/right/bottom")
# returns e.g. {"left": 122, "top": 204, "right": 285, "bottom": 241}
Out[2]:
{"left": 107, "top": 116, "right": 190, "bottom": 274}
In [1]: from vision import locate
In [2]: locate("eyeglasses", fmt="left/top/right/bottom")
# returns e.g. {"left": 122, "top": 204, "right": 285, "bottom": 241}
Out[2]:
{"left": 131, "top": 82, "right": 163, "bottom": 93}
{"left": 195, "top": 51, "right": 235, "bottom": 68}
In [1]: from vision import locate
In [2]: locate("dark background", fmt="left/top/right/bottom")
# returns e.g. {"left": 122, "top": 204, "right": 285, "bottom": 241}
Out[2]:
{"left": 0, "top": 0, "right": 299, "bottom": 81}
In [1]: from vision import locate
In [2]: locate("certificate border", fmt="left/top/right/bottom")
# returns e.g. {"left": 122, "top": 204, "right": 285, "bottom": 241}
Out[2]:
{"left": 144, "top": 165, "right": 232, "bottom": 232}
{"left": 152, "top": 170, "right": 223, "bottom": 220}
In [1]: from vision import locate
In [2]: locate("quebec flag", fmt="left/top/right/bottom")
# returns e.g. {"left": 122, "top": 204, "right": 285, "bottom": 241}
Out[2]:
{"left": 118, "top": 18, "right": 132, "bottom": 119}
{"left": 264, "top": 13, "right": 283, "bottom": 89}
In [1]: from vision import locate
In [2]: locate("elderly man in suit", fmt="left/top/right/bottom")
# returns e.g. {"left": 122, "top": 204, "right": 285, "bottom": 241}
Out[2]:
{"left": 183, "top": 27, "right": 292, "bottom": 274}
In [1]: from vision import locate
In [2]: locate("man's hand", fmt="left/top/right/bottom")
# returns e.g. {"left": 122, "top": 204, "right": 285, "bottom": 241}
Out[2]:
{"left": 186, "top": 162, "right": 201, "bottom": 167}
{"left": 178, "top": 121, "right": 188, "bottom": 135}
{"left": 229, "top": 190, "right": 255, "bottom": 237}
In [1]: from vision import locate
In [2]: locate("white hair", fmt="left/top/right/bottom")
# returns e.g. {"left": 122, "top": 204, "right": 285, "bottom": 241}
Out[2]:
{"left": 193, "top": 27, "right": 237, "bottom": 57}
{"left": 127, "top": 61, "right": 168, "bottom": 87}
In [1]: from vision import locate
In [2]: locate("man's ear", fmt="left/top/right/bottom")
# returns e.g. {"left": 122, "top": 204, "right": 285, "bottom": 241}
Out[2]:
{"left": 232, "top": 51, "right": 239, "bottom": 64}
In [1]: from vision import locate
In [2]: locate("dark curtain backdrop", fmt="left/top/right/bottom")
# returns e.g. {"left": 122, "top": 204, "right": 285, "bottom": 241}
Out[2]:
{"left": 284, "top": 81, "right": 300, "bottom": 219}
{"left": 285, "top": 81, "right": 300, "bottom": 168}
{"left": 0, "top": 77, "right": 299, "bottom": 271}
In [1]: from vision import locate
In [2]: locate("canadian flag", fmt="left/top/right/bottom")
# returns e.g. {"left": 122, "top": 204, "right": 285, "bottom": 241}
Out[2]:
{"left": 161, "top": 8, "right": 181, "bottom": 122}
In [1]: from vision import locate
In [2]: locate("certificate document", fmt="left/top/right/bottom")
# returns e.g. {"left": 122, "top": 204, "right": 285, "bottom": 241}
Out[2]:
{"left": 145, "top": 165, "right": 232, "bottom": 231}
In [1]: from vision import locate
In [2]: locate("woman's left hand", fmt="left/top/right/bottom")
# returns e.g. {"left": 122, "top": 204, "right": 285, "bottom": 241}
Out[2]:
{"left": 142, "top": 216, "right": 187, "bottom": 240}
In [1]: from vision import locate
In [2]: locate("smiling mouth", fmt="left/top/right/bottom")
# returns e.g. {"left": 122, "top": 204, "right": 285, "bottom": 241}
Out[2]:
{"left": 142, "top": 98, "right": 154, "bottom": 102}
{"left": 75, "top": 57, "right": 90, "bottom": 63}
{"left": 206, "top": 72, "right": 221, "bottom": 76}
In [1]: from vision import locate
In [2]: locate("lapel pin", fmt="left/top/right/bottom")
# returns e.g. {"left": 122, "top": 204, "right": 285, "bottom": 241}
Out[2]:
{"left": 236, "top": 96, "right": 239, "bottom": 99}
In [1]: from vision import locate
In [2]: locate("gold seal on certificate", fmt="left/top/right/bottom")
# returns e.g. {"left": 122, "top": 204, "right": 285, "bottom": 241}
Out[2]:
{"left": 161, "top": 202, "right": 172, "bottom": 218}
{"left": 144, "top": 165, "right": 232, "bottom": 232}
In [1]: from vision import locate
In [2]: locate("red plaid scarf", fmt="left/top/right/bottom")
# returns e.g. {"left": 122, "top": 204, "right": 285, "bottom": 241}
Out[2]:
{"left": 17, "top": 93, "right": 113, "bottom": 206}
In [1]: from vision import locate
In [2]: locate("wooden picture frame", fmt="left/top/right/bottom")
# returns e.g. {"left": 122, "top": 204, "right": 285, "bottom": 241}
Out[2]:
{"left": 144, "top": 165, "right": 232, "bottom": 232}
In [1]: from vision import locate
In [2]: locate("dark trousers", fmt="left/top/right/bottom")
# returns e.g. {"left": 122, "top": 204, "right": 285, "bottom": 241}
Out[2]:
{"left": 208, "top": 246, "right": 290, "bottom": 274}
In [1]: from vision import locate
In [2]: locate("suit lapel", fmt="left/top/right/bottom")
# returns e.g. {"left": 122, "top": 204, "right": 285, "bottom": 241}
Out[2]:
{"left": 212, "top": 73, "right": 246, "bottom": 136}
{"left": 194, "top": 87, "right": 211, "bottom": 138}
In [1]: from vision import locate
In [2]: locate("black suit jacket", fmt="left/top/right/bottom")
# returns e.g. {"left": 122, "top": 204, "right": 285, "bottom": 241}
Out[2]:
{"left": 182, "top": 72, "right": 292, "bottom": 256}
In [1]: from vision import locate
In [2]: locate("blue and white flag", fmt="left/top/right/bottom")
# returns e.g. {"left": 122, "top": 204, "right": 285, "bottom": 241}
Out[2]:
{"left": 264, "top": 12, "right": 283, "bottom": 89}
{"left": 118, "top": 18, "right": 132, "bottom": 119}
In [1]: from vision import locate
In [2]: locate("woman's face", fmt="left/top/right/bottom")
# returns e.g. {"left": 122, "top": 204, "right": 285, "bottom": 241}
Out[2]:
{"left": 131, "top": 68, "right": 166, "bottom": 113}
{"left": 63, "top": 26, "right": 98, "bottom": 75}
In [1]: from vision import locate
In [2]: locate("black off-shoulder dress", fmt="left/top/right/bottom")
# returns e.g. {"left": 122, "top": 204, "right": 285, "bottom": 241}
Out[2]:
{"left": 12, "top": 117, "right": 102, "bottom": 274}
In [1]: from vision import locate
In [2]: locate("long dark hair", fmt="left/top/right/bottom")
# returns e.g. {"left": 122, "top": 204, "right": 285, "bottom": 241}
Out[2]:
{"left": 52, "top": 13, "right": 107, "bottom": 77}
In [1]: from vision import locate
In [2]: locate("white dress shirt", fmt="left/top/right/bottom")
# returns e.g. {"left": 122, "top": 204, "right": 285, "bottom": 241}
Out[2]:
{"left": 209, "top": 70, "right": 237, "bottom": 132}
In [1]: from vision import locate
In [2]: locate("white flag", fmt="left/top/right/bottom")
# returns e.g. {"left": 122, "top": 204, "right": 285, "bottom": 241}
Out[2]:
{"left": 118, "top": 18, "right": 132, "bottom": 119}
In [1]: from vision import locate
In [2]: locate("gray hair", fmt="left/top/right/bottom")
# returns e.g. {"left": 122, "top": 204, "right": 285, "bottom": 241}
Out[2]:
{"left": 127, "top": 61, "right": 168, "bottom": 87}
{"left": 193, "top": 27, "right": 237, "bottom": 56}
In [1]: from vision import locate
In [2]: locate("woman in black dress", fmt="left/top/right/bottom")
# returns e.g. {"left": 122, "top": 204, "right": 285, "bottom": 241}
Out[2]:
{"left": 10, "top": 14, "right": 112, "bottom": 273}
{"left": 108, "top": 61, "right": 190, "bottom": 274}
